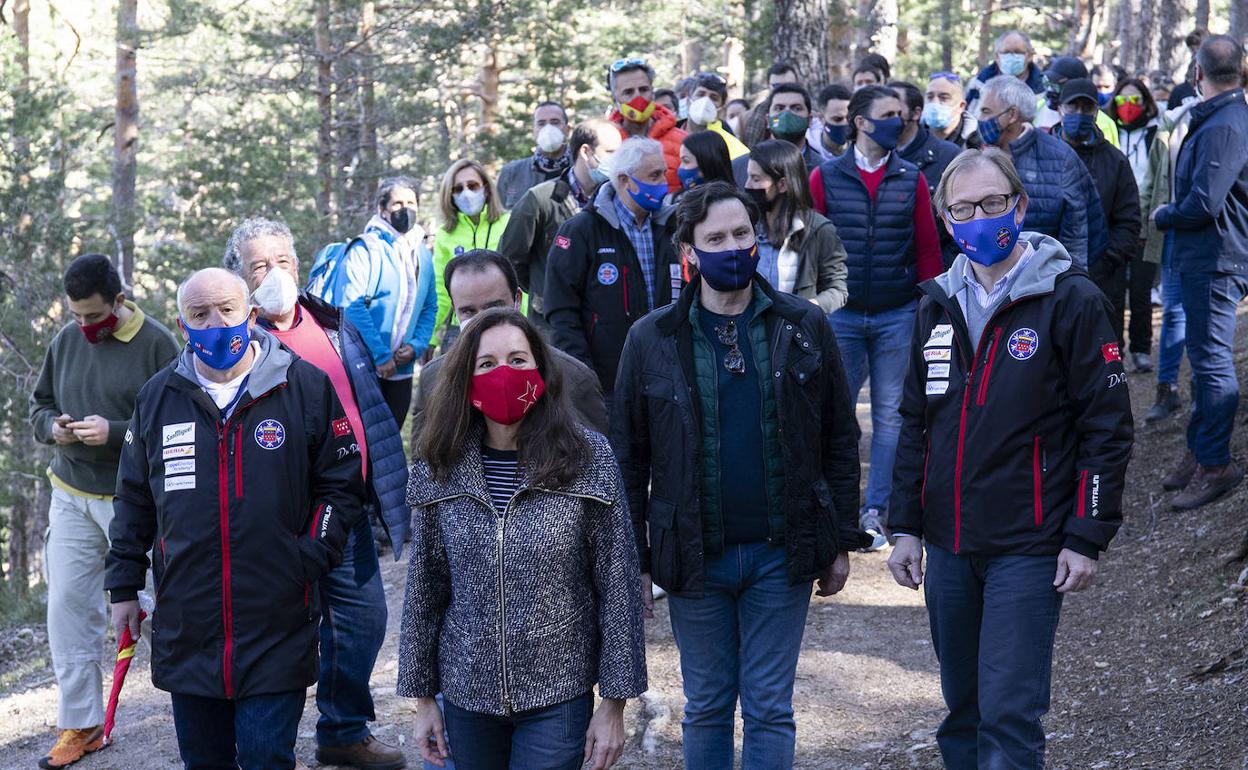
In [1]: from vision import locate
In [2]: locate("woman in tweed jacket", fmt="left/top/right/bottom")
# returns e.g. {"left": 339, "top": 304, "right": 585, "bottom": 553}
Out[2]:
{"left": 398, "top": 308, "right": 646, "bottom": 770}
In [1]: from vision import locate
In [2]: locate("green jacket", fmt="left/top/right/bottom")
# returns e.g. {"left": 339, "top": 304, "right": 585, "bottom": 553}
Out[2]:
{"left": 1139, "top": 129, "right": 1171, "bottom": 265}
{"left": 431, "top": 209, "right": 511, "bottom": 343}
{"left": 689, "top": 290, "right": 786, "bottom": 556}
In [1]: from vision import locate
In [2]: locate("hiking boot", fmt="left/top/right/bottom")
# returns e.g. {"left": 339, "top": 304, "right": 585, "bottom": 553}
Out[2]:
{"left": 315, "top": 735, "right": 407, "bottom": 770}
{"left": 1144, "top": 383, "right": 1181, "bottom": 424}
{"left": 859, "top": 508, "right": 889, "bottom": 552}
{"left": 1171, "top": 461, "right": 1245, "bottom": 511}
{"left": 1130, "top": 352, "right": 1154, "bottom": 373}
{"left": 38, "top": 727, "right": 104, "bottom": 769}
{"left": 1161, "top": 451, "right": 1198, "bottom": 491}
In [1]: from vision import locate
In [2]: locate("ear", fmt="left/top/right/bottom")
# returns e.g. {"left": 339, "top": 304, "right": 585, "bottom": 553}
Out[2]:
{"left": 941, "top": 215, "right": 956, "bottom": 240}
{"left": 513, "top": 291, "right": 523, "bottom": 310}
{"left": 680, "top": 243, "right": 697, "bottom": 269}
{"left": 1015, "top": 195, "right": 1029, "bottom": 223}
{"left": 776, "top": 177, "right": 789, "bottom": 195}
{"left": 114, "top": 292, "right": 126, "bottom": 309}
{"left": 175, "top": 317, "right": 190, "bottom": 341}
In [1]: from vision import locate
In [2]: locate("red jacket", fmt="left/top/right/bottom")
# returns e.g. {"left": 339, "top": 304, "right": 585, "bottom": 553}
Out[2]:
{"left": 610, "top": 103, "right": 688, "bottom": 192}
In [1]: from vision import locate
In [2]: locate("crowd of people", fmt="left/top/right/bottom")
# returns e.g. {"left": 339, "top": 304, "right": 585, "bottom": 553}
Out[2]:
{"left": 24, "top": 25, "right": 1248, "bottom": 770}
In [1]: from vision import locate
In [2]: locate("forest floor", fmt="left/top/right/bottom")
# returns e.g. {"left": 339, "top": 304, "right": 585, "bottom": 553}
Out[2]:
{"left": 1, "top": 308, "right": 1246, "bottom": 770}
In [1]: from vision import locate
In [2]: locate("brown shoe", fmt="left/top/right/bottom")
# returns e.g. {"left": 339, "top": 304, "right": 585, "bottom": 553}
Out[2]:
{"left": 38, "top": 727, "right": 105, "bottom": 769}
{"left": 315, "top": 735, "right": 407, "bottom": 770}
{"left": 1162, "top": 451, "right": 1198, "bottom": 491}
{"left": 1171, "top": 461, "right": 1245, "bottom": 510}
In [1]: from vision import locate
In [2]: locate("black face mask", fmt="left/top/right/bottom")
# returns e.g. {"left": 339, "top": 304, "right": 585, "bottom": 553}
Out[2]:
{"left": 745, "top": 187, "right": 775, "bottom": 212}
{"left": 389, "top": 206, "right": 417, "bottom": 234}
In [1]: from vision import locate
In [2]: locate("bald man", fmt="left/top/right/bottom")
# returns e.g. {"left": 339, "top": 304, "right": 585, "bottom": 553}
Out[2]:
{"left": 106, "top": 267, "right": 366, "bottom": 769}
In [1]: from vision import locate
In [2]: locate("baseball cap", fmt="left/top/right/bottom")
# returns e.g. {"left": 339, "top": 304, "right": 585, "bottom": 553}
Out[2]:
{"left": 1059, "top": 78, "right": 1099, "bottom": 105}
{"left": 1045, "top": 56, "right": 1089, "bottom": 83}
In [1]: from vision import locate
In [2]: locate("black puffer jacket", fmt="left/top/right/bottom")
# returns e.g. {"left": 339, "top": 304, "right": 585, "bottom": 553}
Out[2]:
{"left": 611, "top": 277, "right": 870, "bottom": 597}
{"left": 397, "top": 428, "right": 646, "bottom": 716}
{"left": 107, "top": 330, "right": 365, "bottom": 699}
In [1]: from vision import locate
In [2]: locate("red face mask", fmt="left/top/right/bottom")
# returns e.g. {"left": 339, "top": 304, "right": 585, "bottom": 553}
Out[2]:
{"left": 1116, "top": 102, "right": 1145, "bottom": 126}
{"left": 618, "top": 95, "right": 657, "bottom": 124}
{"left": 79, "top": 309, "right": 120, "bottom": 344}
{"left": 470, "top": 365, "right": 546, "bottom": 425}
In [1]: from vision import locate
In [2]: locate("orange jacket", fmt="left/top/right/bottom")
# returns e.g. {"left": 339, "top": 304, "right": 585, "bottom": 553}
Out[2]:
{"left": 610, "top": 103, "right": 688, "bottom": 192}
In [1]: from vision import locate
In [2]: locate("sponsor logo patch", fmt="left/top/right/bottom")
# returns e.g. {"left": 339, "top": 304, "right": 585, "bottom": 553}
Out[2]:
{"left": 1007, "top": 328, "right": 1039, "bottom": 361}
{"left": 924, "top": 347, "right": 952, "bottom": 362}
{"left": 1107, "top": 372, "right": 1127, "bottom": 389}
{"left": 164, "top": 458, "right": 196, "bottom": 476}
{"left": 597, "top": 262, "right": 619, "bottom": 286}
{"left": 1102, "top": 342, "right": 1122, "bottom": 364}
{"left": 926, "top": 380, "right": 950, "bottom": 396}
{"left": 332, "top": 417, "right": 352, "bottom": 438}
{"left": 924, "top": 324, "right": 953, "bottom": 348}
{"left": 454, "top": 245, "right": 465, "bottom": 256}
{"left": 228, "top": 335, "right": 244, "bottom": 356}
{"left": 996, "top": 226, "right": 1013, "bottom": 249}
{"left": 254, "top": 419, "right": 286, "bottom": 450}
{"left": 124, "top": 429, "right": 133, "bottom": 444}
{"left": 163, "top": 444, "right": 195, "bottom": 460}
{"left": 165, "top": 475, "right": 196, "bottom": 492}
{"left": 162, "top": 422, "right": 195, "bottom": 446}
{"left": 927, "top": 362, "right": 951, "bottom": 379}
{"left": 555, "top": 235, "right": 571, "bottom": 249}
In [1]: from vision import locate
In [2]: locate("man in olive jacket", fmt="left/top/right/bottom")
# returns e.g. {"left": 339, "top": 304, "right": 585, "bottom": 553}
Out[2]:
{"left": 611, "top": 182, "right": 867, "bottom": 768}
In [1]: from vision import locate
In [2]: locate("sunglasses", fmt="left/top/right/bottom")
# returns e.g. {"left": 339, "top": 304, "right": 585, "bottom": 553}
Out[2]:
{"left": 715, "top": 320, "right": 745, "bottom": 375}
{"left": 929, "top": 72, "right": 961, "bottom": 84}
{"left": 1114, "top": 94, "right": 1142, "bottom": 105}
{"left": 610, "top": 57, "right": 647, "bottom": 73}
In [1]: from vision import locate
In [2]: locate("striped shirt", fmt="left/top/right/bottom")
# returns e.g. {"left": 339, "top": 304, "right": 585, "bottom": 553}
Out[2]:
{"left": 481, "top": 445, "right": 521, "bottom": 514}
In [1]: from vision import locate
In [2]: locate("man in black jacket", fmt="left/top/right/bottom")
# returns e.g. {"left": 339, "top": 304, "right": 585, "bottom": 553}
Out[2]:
{"left": 497, "top": 118, "right": 621, "bottom": 331}
{"left": 107, "top": 268, "right": 365, "bottom": 769}
{"left": 612, "top": 182, "right": 867, "bottom": 768}
{"left": 544, "top": 136, "right": 684, "bottom": 401}
{"left": 887, "top": 150, "right": 1132, "bottom": 770}
{"left": 1153, "top": 35, "right": 1248, "bottom": 510}
{"left": 1054, "top": 78, "right": 1142, "bottom": 350}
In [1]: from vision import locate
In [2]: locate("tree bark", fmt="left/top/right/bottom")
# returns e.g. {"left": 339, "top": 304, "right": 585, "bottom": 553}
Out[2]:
{"left": 978, "top": 0, "right": 996, "bottom": 67}
{"left": 1194, "top": 0, "right": 1209, "bottom": 30}
{"left": 855, "top": 0, "right": 898, "bottom": 62}
{"left": 1134, "top": 0, "right": 1158, "bottom": 74}
{"left": 359, "top": 0, "right": 378, "bottom": 212}
{"left": 1114, "top": 0, "right": 1134, "bottom": 70}
{"left": 1231, "top": 0, "right": 1248, "bottom": 46}
{"left": 772, "top": 0, "right": 833, "bottom": 91}
{"left": 113, "top": 0, "right": 138, "bottom": 288}
{"left": 939, "top": 0, "right": 954, "bottom": 72}
{"left": 315, "top": 0, "right": 334, "bottom": 228}
{"left": 1155, "top": 0, "right": 1187, "bottom": 77}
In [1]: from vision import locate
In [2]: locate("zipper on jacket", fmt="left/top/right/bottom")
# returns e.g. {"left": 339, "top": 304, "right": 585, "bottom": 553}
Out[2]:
{"left": 920, "top": 440, "right": 930, "bottom": 509}
{"left": 589, "top": 313, "right": 598, "bottom": 338}
{"left": 1032, "top": 436, "right": 1044, "bottom": 526}
{"left": 621, "top": 264, "right": 631, "bottom": 318}
{"left": 975, "top": 327, "right": 1003, "bottom": 406}
{"left": 233, "top": 426, "right": 243, "bottom": 498}
{"left": 216, "top": 425, "right": 234, "bottom": 698}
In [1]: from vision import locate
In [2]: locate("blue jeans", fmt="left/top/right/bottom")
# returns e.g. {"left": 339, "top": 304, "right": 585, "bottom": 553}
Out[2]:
{"left": 667, "top": 542, "right": 812, "bottom": 769}
{"left": 170, "top": 690, "right": 305, "bottom": 770}
{"left": 316, "top": 513, "right": 388, "bottom": 747}
{"left": 828, "top": 301, "right": 917, "bottom": 512}
{"left": 441, "top": 692, "right": 593, "bottom": 770}
{"left": 1180, "top": 271, "right": 1248, "bottom": 466}
{"left": 924, "top": 545, "right": 1063, "bottom": 770}
{"left": 1157, "top": 234, "right": 1186, "bottom": 385}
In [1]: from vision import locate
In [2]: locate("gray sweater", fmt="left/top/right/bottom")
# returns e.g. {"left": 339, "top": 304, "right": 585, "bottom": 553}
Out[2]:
{"left": 29, "top": 305, "right": 179, "bottom": 495}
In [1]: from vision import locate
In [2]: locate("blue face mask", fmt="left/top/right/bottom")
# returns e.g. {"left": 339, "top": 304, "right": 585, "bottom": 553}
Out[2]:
{"left": 864, "top": 116, "right": 905, "bottom": 151}
{"left": 823, "top": 122, "right": 850, "bottom": 147}
{"left": 627, "top": 175, "right": 667, "bottom": 213}
{"left": 999, "top": 53, "right": 1028, "bottom": 77}
{"left": 977, "top": 109, "right": 1010, "bottom": 146}
{"left": 922, "top": 102, "right": 955, "bottom": 130}
{"left": 949, "top": 203, "right": 1023, "bottom": 266}
{"left": 1097, "top": 91, "right": 1112, "bottom": 108}
{"left": 693, "top": 243, "right": 759, "bottom": 292}
{"left": 677, "top": 166, "right": 703, "bottom": 190}
{"left": 1062, "top": 111, "right": 1096, "bottom": 141}
{"left": 183, "top": 317, "right": 251, "bottom": 370}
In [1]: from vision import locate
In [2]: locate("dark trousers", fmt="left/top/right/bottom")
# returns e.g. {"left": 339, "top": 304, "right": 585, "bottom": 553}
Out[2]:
{"left": 316, "top": 515, "right": 387, "bottom": 747}
{"left": 1092, "top": 258, "right": 1129, "bottom": 347}
{"left": 1180, "top": 271, "right": 1248, "bottom": 466}
{"left": 378, "top": 376, "right": 413, "bottom": 430}
{"left": 924, "top": 544, "right": 1063, "bottom": 770}
{"left": 441, "top": 692, "right": 593, "bottom": 770}
{"left": 1127, "top": 256, "right": 1157, "bottom": 354}
{"left": 169, "top": 690, "right": 305, "bottom": 770}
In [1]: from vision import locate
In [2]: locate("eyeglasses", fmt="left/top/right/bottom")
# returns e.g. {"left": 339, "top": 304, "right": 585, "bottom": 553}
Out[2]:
{"left": 610, "top": 57, "right": 647, "bottom": 73}
{"left": 946, "top": 194, "right": 1017, "bottom": 223}
{"left": 714, "top": 320, "right": 745, "bottom": 375}
{"left": 1114, "top": 94, "right": 1142, "bottom": 105}
{"left": 929, "top": 72, "right": 961, "bottom": 84}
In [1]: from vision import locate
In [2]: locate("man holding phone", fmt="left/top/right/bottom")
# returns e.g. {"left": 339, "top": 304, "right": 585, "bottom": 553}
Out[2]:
{"left": 29, "top": 254, "right": 178, "bottom": 769}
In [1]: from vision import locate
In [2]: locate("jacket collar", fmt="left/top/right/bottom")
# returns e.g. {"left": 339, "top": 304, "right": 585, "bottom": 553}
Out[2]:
{"left": 407, "top": 425, "right": 619, "bottom": 507}
{"left": 172, "top": 326, "right": 294, "bottom": 402}
{"left": 929, "top": 231, "right": 1073, "bottom": 304}
{"left": 656, "top": 275, "right": 807, "bottom": 336}
{"left": 1190, "top": 88, "right": 1245, "bottom": 127}
{"left": 293, "top": 292, "right": 342, "bottom": 331}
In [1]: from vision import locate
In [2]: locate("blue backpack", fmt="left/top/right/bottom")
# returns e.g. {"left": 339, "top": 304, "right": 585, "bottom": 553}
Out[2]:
{"left": 305, "top": 235, "right": 381, "bottom": 306}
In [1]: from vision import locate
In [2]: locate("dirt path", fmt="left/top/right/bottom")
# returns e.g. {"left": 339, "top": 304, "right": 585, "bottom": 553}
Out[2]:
{"left": 2, "top": 310, "right": 1247, "bottom": 770}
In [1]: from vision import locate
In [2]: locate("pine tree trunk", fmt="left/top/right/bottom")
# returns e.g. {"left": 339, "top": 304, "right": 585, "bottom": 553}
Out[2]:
{"left": 359, "top": 1, "right": 379, "bottom": 213}
{"left": 1194, "top": 0, "right": 1209, "bottom": 29}
{"left": 113, "top": 0, "right": 138, "bottom": 288}
{"left": 479, "top": 40, "right": 501, "bottom": 141}
{"left": 939, "top": 0, "right": 954, "bottom": 72}
{"left": 855, "top": 0, "right": 898, "bottom": 62}
{"left": 978, "top": 0, "right": 995, "bottom": 66}
{"left": 1156, "top": 0, "right": 1188, "bottom": 77}
{"left": 1231, "top": 0, "right": 1248, "bottom": 46}
{"left": 1115, "top": 0, "right": 1134, "bottom": 69}
{"left": 773, "top": 0, "right": 833, "bottom": 90}
{"left": 1134, "top": 0, "right": 1158, "bottom": 74}
{"left": 315, "top": 0, "right": 334, "bottom": 228}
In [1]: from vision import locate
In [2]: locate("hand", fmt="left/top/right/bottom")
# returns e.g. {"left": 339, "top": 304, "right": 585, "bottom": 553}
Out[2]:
{"left": 376, "top": 358, "right": 397, "bottom": 378}
{"left": 393, "top": 344, "right": 416, "bottom": 366}
{"left": 639, "top": 573, "right": 654, "bottom": 620}
{"left": 1053, "top": 548, "right": 1098, "bottom": 593}
{"left": 887, "top": 536, "right": 924, "bottom": 590}
{"left": 583, "top": 697, "right": 626, "bottom": 769}
{"left": 815, "top": 551, "right": 850, "bottom": 596}
{"left": 67, "top": 415, "right": 110, "bottom": 446}
{"left": 413, "top": 696, "right": 449, "bottom": 767}
{"left": 1150, "top": 205, "right": 1165, "bottom": 225}
{"left": 112, "top": 600, "right": 141, "bottom": 641}
{"left": 52, "top": 414, "right": 79, "bottom": 445}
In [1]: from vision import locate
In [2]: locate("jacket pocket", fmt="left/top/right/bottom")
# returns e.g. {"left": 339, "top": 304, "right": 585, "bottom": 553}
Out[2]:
{"left": 1032, "top": 435, "right": 1044, "bottom": 526}
{"left": 646, "top": 498, "right": 680, "bottom": 587}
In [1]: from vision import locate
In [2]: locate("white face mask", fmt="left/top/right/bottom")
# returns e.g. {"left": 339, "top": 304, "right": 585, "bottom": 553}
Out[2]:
{"left": 251, "top": 266, "right": 299, "bottom": 318}
{"left": 454, "top": 188, "right": 487, "bottom": 217}
{"left": 688, "top": 96, "right": 720, "bottom": 127}
{"left": 536, "top": 123, "right": 565, "bottom": 154}
{"left": 727, "top": 115, "right": 741, "bottom": 134}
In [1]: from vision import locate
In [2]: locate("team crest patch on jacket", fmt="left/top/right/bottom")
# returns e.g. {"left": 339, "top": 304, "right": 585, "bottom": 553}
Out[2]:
{"left": 255, "top": 419, "right": 286, "bottom": 450}
{"left": 1007, "top": 328, "right": 1039, "bottom": 360}
{"left": 597, "top": 263, "right": 619, "bottom": 285}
